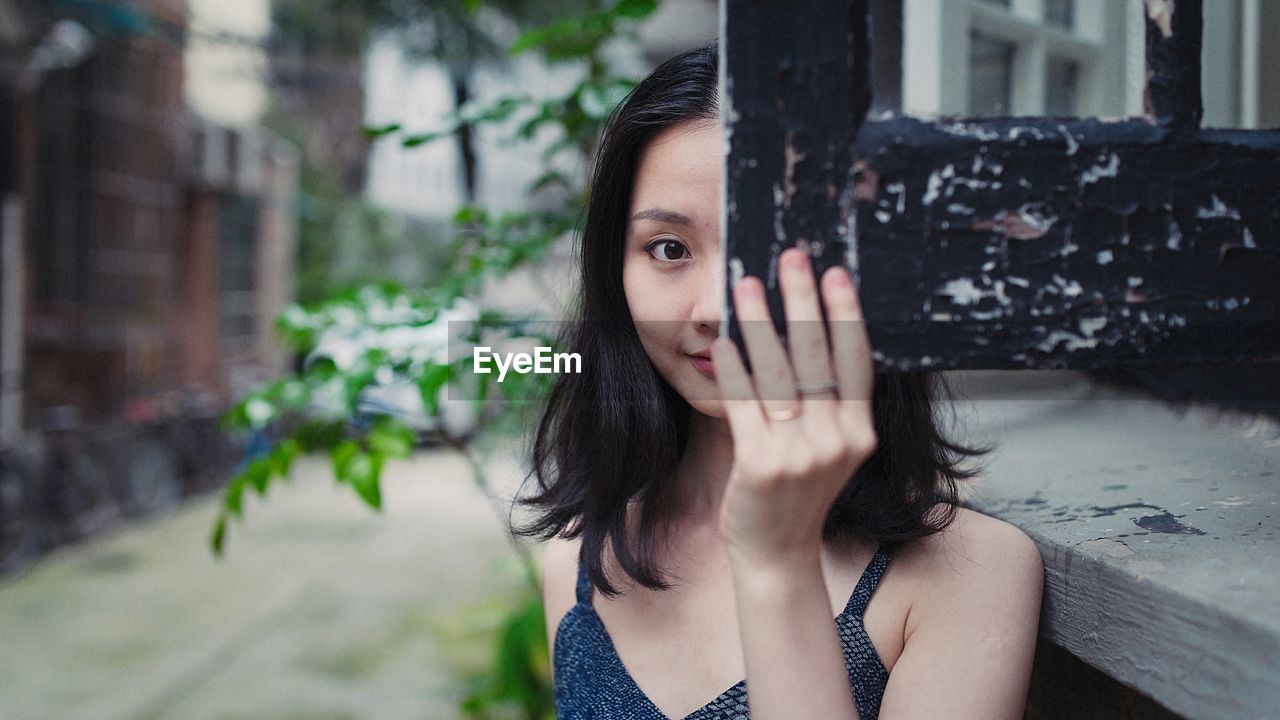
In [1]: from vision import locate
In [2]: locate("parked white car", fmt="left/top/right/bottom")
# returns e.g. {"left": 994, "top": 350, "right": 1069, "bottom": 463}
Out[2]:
{"left": 303, "top": 298, "right": 482, "bottom": 443}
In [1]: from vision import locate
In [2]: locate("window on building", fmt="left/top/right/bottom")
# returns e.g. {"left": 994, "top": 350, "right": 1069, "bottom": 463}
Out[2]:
{"left": 219, "top": 195, "right": 260, "bottom": 355}
{"left": 1044, "top": 0, "right": 1075, "bottom": 29}
{"left": 904, "top": 2, "right": 1128, "bottom": 122}
{"left": 969, "top": 31, "right": 1016, "bottom": 116}
{"left": 32, "top": 65, "right": 92, "bottom": 306}
{"left": 1045, "top": 56, "right": 1080, "bottom": 116}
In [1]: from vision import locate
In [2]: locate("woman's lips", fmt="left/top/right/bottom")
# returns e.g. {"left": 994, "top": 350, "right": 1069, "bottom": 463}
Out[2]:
{"left": 688, "top": 354, "right": 715, "bottom": 378}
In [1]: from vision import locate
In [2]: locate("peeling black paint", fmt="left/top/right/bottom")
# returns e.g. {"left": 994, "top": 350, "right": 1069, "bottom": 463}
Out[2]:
{"left": 1144, "top": 0, "right": 1203, "bottom": 131}
{"left": 1086, "top": 502, "right": 1170, "bottom": 518}
{"left": 724, "top": 0, "right": 871, "bottom": 368}
{"left": 1008, "top": 498, "right": 1214, "bottom": 537}
{"left": 1081, "top": 502, "right": 1205, "bottom": 535}
{"left": 850, "top": 117, "right": 1280, "bottom": 369}
{"left": 1134, "top": 513, "right": 1205, "bottom": 535}
{"left": 724, "top": 0, "right": 1279, "bottom": 370}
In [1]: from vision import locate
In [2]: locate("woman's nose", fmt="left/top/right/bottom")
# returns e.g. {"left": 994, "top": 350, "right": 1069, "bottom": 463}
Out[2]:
{"left": 691, "top": 253, "right": 724, "bottom": 329}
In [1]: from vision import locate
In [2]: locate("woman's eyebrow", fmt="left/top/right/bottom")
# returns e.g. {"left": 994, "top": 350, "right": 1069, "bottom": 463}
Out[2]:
{"left": 630, "top": 208, "right": 693, "bottom": 226}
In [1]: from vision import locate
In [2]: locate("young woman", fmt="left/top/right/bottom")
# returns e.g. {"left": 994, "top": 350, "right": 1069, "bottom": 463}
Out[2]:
{"left": 512, "top": 42, "right": 1045, "bottom": 719}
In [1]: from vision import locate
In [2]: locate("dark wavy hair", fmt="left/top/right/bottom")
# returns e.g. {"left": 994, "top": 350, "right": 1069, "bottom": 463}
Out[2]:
{"left": 509, "top": 40, "right": 993, "bottom": 598}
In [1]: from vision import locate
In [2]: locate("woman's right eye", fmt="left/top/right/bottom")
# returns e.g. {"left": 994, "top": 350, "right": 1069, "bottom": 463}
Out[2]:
{"left": 644, "top": 238, "right": 691, "bottom": 262}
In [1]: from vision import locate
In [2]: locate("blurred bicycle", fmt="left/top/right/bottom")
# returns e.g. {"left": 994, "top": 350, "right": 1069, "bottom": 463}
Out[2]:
{"left": 0, "top": 442, "right": 40, "bottom": 576}
{"left": 0, "top": 393, "right": 242, "bottom": 578}
{"left": 36, "top": 405, "right": 118, "bottom": 547}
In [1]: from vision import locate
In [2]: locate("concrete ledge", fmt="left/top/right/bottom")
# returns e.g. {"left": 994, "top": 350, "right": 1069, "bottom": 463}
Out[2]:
{"left": 948, "top": 370, "right": 1280, "bottom": 720}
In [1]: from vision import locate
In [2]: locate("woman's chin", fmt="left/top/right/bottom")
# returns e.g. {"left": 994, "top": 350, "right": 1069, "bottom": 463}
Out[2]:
{"left": 686, "top": 397, "right": 728, "bottom": 419}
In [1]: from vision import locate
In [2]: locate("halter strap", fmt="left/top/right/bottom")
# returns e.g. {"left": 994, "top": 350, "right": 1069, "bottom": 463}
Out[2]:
{"left": 573, "top": 542, "right": 894, "bottom": 616}
{"left": 574, "top": 560, "right": 593, "bottom": 605}
{"left": 842, "top": 543, "right": 893, "bottom": 618}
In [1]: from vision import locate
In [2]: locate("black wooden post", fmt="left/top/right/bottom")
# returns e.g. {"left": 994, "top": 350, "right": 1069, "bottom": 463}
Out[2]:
{"left": 1143, "top": 0, "right": 1203, "bottom": 131}
{"left": 721, "top": 0, "right": 872, "bottom": 371}
{"left": 723, "top": 0, "right": 1279, "bottom": 371}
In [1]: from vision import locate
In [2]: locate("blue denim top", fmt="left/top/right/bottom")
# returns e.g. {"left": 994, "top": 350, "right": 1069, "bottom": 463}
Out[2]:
{"left": 553, "top": 543, "right": 894, "bottom": 719}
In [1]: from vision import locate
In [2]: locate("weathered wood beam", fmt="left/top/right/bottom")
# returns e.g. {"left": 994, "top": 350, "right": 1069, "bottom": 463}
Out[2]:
{"left": 852, "top": 117, "right": 1280, "bottom": 370}
{"left": 723, "top": 0, "right": 1280, "bottom": 371}
{"left": 953, "top": 373, "right": 1280, "bottom": 719}
{"left": 721, "top": 0, "right": 870, "bottom": 372}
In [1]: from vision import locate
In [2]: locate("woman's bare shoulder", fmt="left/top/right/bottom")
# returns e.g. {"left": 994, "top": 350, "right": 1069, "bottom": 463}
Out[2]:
{"left": 897, "top": 506, "right": 1044, "bottom": 637}
{"left": 877, "top": 507, "right": 1044, "bottom": 716}
{"left": 542, "top": 534, "right": 583, "bottom": 652}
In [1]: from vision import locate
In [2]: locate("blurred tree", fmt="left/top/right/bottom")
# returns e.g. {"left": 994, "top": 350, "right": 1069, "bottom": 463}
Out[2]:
{"left": 219, "top": 2, "right": 661, "bottom": 717}
{"left": 270, "top": 0, "right": 599, "bottom": 197}
{"left": 268, "top": 0, "right": 600, "bottom": 302}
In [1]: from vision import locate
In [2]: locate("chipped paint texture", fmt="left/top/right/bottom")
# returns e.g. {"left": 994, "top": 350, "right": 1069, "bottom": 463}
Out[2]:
{"left": 1144, "top": 0, "right": 1203, "bottom": 130}
{"left": 723, "top": 0, "right": 871, "bottom": 361}
{"left": 1146, "top": 0, "right": 1175, "bottom": 38}
{"left": 726, "top": 0, "right": 1275, "bottom": 371}
{"left": 851, "top": 116, "right": 1278, "bottom": 370}
{"left": 1079, "top": 538, "right": 1136, "bottom": 558}
{"left": 963, "top": 383, "right": 1280, "bottom": 720}
{"left": 1079, "top": 153, "right": 1121, "bottom": 186}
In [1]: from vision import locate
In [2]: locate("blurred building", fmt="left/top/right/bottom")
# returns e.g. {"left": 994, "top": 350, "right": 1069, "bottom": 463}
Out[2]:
{"left": 902, "top": 0, "right": 1279, "bottom": 127}
{"left": 4, "top": 0, "right": 1267, "bottom": 472}
{"left": 361, "top": 0, "right": 1277, "bottom": 324}
{"left": 0, "top": 0, "right": 296, "bottom": 457}
{"left": 362, "top": 0, "right": 719, "bottom": 319}
{"left": 183, "top": 0, "right": 298, "bottom": 399}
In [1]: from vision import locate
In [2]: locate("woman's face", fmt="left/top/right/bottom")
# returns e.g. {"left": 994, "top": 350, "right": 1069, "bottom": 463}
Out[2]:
{"left": 623, "top": 118, "right": 726, "bottom": 418}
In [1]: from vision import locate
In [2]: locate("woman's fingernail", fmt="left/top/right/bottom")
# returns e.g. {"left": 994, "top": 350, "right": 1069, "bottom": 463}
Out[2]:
{"left": 785, "top": 249, "right": 808, "bottom": 271}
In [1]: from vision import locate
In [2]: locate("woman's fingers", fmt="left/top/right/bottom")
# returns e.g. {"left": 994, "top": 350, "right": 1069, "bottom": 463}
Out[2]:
{"left": 711, "top": 335, "right": 768, "bottom": 438}
{"left": 820, "top": 264, "right": 876, "bottom": 429}
{"left": 778, "top": 248, "right": 838, "bottom": 403}
{"left": 732, "top": 276, "right": 799, "bottom": 416}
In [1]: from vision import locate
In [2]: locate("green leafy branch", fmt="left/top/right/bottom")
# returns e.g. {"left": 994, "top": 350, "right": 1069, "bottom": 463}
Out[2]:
{"left": 210, "top": 289, "right": 561, "bottom": 557}
{"left": 212, "top": 2, "right": 661, "bottom": 717}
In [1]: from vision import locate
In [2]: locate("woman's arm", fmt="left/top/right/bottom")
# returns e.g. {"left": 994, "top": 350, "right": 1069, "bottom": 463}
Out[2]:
{"left": 542, "top": 535, "right": 581, "bottom": 654}
{"left": 711, "top": 249, "right": 882, "bottom": 718}
{"left": 728, "top": 547, "right": 863, "bottom": 719}
{"left": 727, "top": 512, "right": 1044, "bottom": 720}
{"left": 879, "top": 514, "right": 1044, "bottom": 719}
{"left": 711, "top": 249, "right": 1043, "bottom": 716}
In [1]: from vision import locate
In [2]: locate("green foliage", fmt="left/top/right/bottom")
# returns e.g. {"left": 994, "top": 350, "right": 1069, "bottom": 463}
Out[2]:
{"left": 509, "top": 0, "right": 658, "bottom": 61}
{"left": 459, "top": 591, "right": 554, "bottom": 720}
{"left": 372, "top": 73, "right": 638, "bottom": 165}
{"left": 216, "top": 1, "right": 662, "bottom": 716}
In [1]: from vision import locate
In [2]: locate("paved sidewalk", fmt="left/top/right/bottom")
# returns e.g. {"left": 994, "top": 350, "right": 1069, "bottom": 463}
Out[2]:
{"left": 0, "top": 444, "right": 538, "bottom": 720}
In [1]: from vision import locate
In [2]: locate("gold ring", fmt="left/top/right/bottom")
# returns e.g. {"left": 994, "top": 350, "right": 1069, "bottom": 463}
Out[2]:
{"left": 765, "top": 404, "right": 803, "bottom": 422}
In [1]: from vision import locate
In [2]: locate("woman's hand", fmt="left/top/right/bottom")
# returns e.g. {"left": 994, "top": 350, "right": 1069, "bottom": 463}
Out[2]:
{"left": 711, "top": 247, "right": 877, "bottom": 571}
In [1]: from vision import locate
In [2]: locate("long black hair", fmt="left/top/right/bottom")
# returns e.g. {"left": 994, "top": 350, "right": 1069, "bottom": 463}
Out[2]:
{"left": 509, "top": 41, "right": 993, "bottom": 598}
